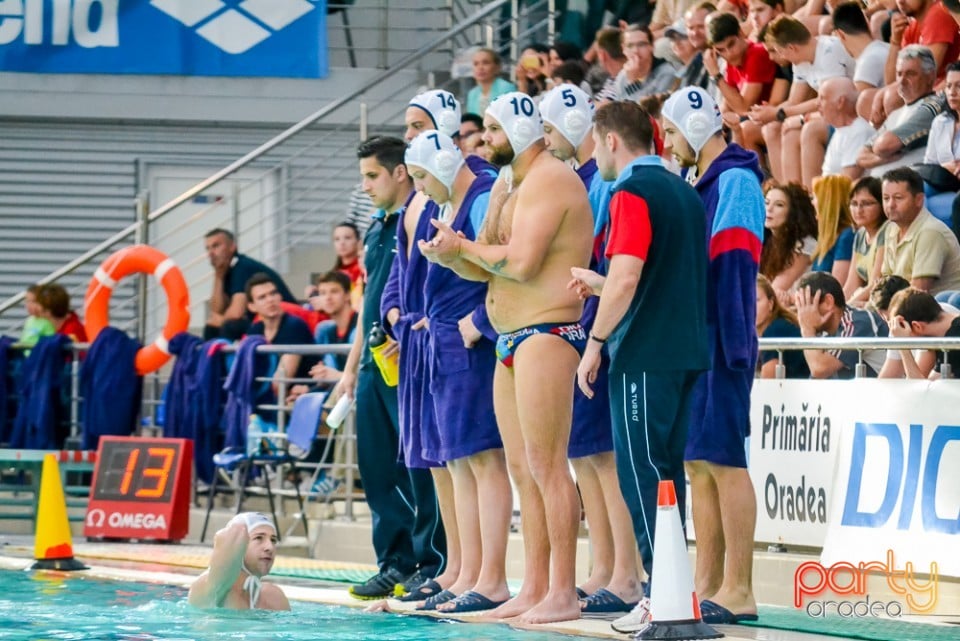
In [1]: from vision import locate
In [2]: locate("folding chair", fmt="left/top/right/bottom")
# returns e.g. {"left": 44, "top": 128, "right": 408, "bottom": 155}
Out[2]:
{"left": 199, "top": 392, "right": 328, "bottom": 542}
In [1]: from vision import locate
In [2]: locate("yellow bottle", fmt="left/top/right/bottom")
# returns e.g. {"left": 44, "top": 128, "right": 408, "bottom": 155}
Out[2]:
{"left": 368, "top": 322, "right": 399, "bottom": 386}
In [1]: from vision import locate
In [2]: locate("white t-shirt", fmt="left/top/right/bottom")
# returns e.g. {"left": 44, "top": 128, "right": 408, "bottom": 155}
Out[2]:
{"left": 823, "top": 117, "right": 877, "bottom": 175}
{"left": 853, "top": 40, "right": 889, "bottom": 89}
{"left": 793, "top": 35, "right": 855, "bottom": 90}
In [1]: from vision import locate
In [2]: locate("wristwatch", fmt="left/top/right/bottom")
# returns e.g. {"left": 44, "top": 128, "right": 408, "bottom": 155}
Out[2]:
{"left": 712, "top": 72, "right": 724, "bottom": 84}
{"left": 776, "top": 107, "right": 787, "bottom": 122}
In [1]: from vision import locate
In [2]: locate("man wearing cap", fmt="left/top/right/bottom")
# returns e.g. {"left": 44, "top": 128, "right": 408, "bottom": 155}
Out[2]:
{"left": 421, "top": 92, "right": 593, "bottom": 624}
{"left": 661, "top": 86, "right": 763, "bottom": 624}
{"left": 539, "top": 84, "right": 642, "bottom": 614}
{"left": 403, "top": 130, "right": 512, "bottom": 614}
{"left": 571, "top": 100, "right": 709, "bottom": 633}
{"left": 188, "top": 512, "right": 290, "bottom": 610}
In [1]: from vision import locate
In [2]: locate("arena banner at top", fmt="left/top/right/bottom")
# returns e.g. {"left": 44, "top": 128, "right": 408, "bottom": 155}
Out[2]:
{"left": 0, "top": 0, "right": 328, "bottom": 78}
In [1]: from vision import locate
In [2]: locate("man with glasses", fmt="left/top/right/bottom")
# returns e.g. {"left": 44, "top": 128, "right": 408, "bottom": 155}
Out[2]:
{"left": 613, "top": 25, "right": 676, "bottom": 102}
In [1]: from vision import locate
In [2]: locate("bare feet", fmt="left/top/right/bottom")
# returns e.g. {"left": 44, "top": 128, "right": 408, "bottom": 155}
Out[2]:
{"left": 703, "top": 588, "right": 757, "bottom": 617}
{"left": 489, "top": 590, "right": 544, "bottom": 620}
{"left": 517, "top": 590, "right": 581, "bottom": 624}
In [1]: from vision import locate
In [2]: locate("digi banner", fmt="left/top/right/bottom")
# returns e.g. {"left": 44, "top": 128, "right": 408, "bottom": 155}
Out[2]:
{"left": 822, "top": 380, "right": 960, "bottom": 577}
{"left": 0, "top": 0, "right": 328, "bottom": 78}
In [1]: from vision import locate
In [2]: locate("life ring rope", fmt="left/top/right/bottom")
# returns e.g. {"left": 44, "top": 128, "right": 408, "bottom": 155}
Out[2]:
{"left": 84, "top": 245, "right": 190, "bottom": 375}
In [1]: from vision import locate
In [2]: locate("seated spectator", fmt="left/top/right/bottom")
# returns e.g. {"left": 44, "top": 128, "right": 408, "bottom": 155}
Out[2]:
{"left": 810, "top": 174, "right": 855, "bottom": 284}
{"left": 515, "top": 45, "right": 550, "bottom": 100}
{"left": 833, "top": 2, "right": 888, "bottom": 99}
{"left": 466, "top": 48, "right": 517, "bottom": 116}
{"left": 551, "top": 60, "right": 587, "bottom": 88}
{"left": 857, "top": 46, "right": 945, "bottom": 177}
{"left": 746, "top": 0, "right": 785, "bottom": 42}
{"left": 614, "top": 24, "right": 677, "bottom": 101}
{"left": 18, "top": 284, "right": 54, "bottom": 348}
{"left": 547, "top": 40, "right": 585, "bottom": 77}
{"left": 885, "top": 0, "right": 960, "bottom": 86}
{"left": 919, "top": 61, "right": 960, "bottom": 225}
{"left": 880, "top": 167, "right": 960, "bottom": 294}
{"left": 204, "top": 228, "right": 297, "bottom": 341}
{"left": 888, "top": 287, "right": 960, "bottom": 378}
{"left": 589, "top": 27, "right": 625, "bottom": 102}
{"left": 37, "top": 283, "right": 87, "bottom": 343}
{"left": 844, "top": 176, "right": 888, "bottom": 302}
{"left": 705, "top": 12, "right": 779, "bottom": 116}
{"left": 740, "top": 22, "right": 794, "bottom": 162}
{"left": 794, "top": 271, "right": 888, "bottom": 377}
{"left": 761, "top": 181, "right": 820, "bottom": 303}
{"left": 664, "top": 20, "right": 707, "bottom": 91}
{"left": 755, "top": 15, "right": 855, "bottom": 183}
{"left": 244, "top": 273, "right": 319, "bottom": 412}
{"left": 806, "top": 77, "right": 875, "bottom": 185}
{"left": 756, "top": 274, "right": 811, "bottom": 377}
{"left": 308, "top": 271, "right": 358, "bottom": 386}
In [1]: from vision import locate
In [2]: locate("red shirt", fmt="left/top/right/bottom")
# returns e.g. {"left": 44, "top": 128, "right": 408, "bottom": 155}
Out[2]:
{"left": 724, "top": 41, "right": 778, "bottom": 104}
{"left": 902, "top": 1, "right": 960, "bottom": 80}
{"left": 58, "top": 311, "right": 87, "bottom": 343}
{"left": 605, "top": 191, "right": 652, "bottom": 261}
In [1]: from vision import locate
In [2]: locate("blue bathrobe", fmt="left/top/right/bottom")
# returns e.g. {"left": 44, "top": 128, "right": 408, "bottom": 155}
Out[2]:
{"left": 0, "top": 336, "right": 15, "bottom": 444}
{"left": 422, "top": 172, "right": 499, "bottom": 463}
{"left": 10, "top": 334, "right": 70, "bottom": 449}
{"left": 80, "top": 327, "right": 142, "bottom": 451}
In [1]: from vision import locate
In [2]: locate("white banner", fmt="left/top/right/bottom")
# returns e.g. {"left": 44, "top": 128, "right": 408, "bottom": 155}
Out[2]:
{"left": 822, "top": 380, "right": 960, "bottom": 577}
{"left": 748, "top": 380, "right": 845, "bottom": 547}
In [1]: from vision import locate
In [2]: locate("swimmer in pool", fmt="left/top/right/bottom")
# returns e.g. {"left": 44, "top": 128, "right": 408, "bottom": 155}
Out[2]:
{"left": 188, "top": 512, "right": 290, "bottom": 611}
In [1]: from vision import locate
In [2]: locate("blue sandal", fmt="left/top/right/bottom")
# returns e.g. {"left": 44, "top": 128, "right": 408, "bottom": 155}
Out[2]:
{"left": 580, "top": 588, "right": 638, "bottom": 614}
{"left": 416, "top": 589, "right": 456, "bottom": 611}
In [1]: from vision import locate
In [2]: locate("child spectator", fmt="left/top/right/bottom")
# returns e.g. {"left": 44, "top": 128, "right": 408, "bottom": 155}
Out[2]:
{"left": 37, "top": 284, "right": 87, "bottom": 343}
{"left": 18, "top": 284, "right": 54, "bottom": 348}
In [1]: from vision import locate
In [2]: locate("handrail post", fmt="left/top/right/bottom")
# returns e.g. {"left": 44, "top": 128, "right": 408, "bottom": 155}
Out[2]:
{"left": 231, "top": 182, "right": 241, "bottom": 238}
{"left": 134, "top": 191, "right": 150, "bottom": 345}
{"left": 547, "top": 0, "right": 556, "bottom": 44}
{"left": 510, "top": 0, "right": 519, "bottom": 67}
{"left": 342, "top": 408, "right": 356, "bottom": 521}
{"left": 70, "top": 351, "right": 81, "bottom": 440}
{"left": 359, "top": 102, "right": 368, "bottom": 142}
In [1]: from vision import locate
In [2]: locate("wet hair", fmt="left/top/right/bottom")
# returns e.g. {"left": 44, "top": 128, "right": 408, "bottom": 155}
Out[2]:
{"left": 707, "top": 12, "right": 742, "bottom": 45}
{"left": 244, "top": 272, "right": 276, "bottom": 300}
{"left": 831, "top": 2, "right": 870, "bottom": 36}
{"left": 594, "top": 101, "right": 655, "bottom": 153}
{"left": 357, "top": 135, "right": 408, "bottom": 174}
{"left": 811, "top": 174, "right": 853, "bottom": 264}
{"left": 760, "top": 181, "right": 818, "bottom": 281}
{"left": 882, "top": 166, "right": 925, "bottom": 196}
{"left": 765, "top": 15, "right": 812, "bottom": 47}
{"left": 889, "top": 288, "right": 943, "bottom": 323}
{"left": 552, "top": 60, "right": 586, "bottom": 86}
{"left": 869, "top": 274, "right": 910, "bottom": 313}
{"left": 205, "top": 228, "right": 235, "bottom": 242}
{"left": 757, "top": 274, "right": 798, "bottom": 326}
{"left": 37, "top": 283, "right": 70, "bottom": 318}
{"left": 798, "top": 271, "right": 846, "bottom": 309}
{"left": 316, "top": 270, "right": 352, "bottom": 293}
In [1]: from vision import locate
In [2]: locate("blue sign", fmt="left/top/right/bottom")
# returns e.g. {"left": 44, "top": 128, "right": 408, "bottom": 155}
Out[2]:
{"left": 0, "top": 0, "right": 328, "bottom": 78}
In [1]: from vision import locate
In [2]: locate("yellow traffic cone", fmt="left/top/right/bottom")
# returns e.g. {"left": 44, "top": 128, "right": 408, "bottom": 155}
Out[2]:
{"left": 636, "top": 480, "right": 720, "bottom": 640}
{"left": 32, "top": 454, "right": 87, "bottom": 571}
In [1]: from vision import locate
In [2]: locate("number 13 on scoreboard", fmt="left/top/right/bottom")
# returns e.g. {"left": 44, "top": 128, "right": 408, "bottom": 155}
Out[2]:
{"left": 84, "top": 436, "right": 192, "bottom": 541}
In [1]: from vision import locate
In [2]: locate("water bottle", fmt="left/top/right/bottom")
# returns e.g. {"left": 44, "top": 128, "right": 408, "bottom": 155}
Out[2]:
{"left": 246, "top": 414, "right": 265, "bottom": 456}
{"left": 326, "top": 394, "right": 354, "bottom": 429}
{"left": 368, "top": 322, "right": 399, "bottom": 386}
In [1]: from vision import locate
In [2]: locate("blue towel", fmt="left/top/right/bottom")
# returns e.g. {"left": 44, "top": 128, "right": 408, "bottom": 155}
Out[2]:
{"left": 10, "top": 334, "right": 70, "bottom": 449}
{"left": 0, "top": 336, "right": 15, "bottom": 444}
{"left": 222, "top": 335, "right": 267, "bottom": 450}
{"left": 80, "top": 327, "right": 142, "bottom": 451}
{"left": 165, "top": 333, "right": 204, "bottom": 440}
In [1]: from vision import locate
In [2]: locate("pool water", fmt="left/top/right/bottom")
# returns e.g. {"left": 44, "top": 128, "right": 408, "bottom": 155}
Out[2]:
{"left": 0, "top": 570, "right": 594, "bottom": 641}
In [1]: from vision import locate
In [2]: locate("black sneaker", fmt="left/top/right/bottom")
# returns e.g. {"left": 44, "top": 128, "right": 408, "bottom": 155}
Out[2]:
{"left": 348, "top": 567, "right": 409, "bottom": 600}
{"left": 393, "top": 570, "right": 426, "bottom": 597}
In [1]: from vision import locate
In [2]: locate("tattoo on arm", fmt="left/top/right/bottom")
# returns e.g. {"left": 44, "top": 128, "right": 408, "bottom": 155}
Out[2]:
{"left": 479, "top": 256, "right": 508, "bottom": 274}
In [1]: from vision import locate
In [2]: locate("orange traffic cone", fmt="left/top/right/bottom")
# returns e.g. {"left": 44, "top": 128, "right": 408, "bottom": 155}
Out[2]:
{"left": 32, "top": 454, "right": 87, "bottom": 571}
{"left": 636, "top": 481, "right": 721, "bottom": 640}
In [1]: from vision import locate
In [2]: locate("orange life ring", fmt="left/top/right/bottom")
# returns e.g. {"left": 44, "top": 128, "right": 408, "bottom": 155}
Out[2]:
{"left": 84, "top": 245, "right": 190, "bottom": 375}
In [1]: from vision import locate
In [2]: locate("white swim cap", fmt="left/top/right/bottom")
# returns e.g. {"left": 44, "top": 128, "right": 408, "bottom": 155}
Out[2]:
{"left": 405, "top": 130, "right": 465, "bottom": 200}
{"left": 661, "top": 86, "right": 723, "bottom": 156}
{"left": 485, "top": 92, "right": 544, "bottom": 157}
{"left": 228, "top": 512, "right": 276, "bottom": 535}
{"left": 539, "top": 84, "right": 595, "bottom": 149}
{"left": 408, "top": 89, "right": 462, "bottom": 138}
